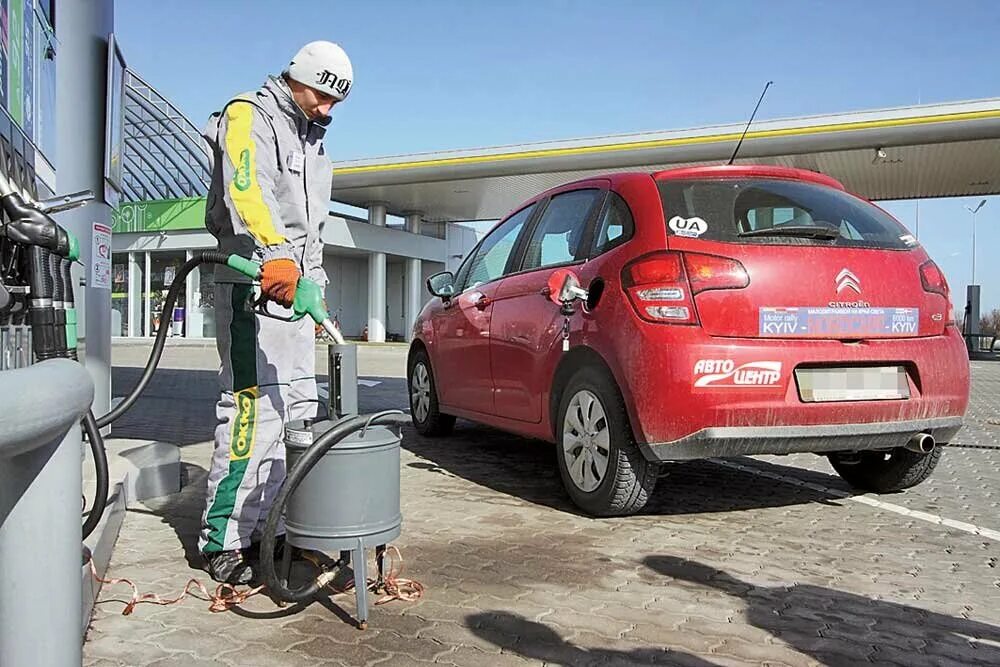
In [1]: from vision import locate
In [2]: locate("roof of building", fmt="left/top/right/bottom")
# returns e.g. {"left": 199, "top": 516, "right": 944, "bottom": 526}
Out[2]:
{"left": 122, "top": 70, "right": 210, "bottom": 202}
{"left": 330, "top": 98, "right": 1000, "bottom": 222}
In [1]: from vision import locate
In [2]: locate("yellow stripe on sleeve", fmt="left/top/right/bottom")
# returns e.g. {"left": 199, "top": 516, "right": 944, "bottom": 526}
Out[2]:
{"left": 225, "top": 102, "right": 285, "bottom": 246}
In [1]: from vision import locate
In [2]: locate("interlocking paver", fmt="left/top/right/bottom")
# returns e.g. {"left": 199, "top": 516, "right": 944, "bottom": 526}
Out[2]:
{"left": 287, "top": 635, "right": 391, "bottom": 665}
{"left": 416, "top": 621, "right": 504, "bottom": 653}
{"left": 436, "top": 646, "right": 534, "bottom": 666}
{"left": 84, "top": 632, "right": 179, "bottom": 664}
{"left": 215, "top": 644, "right": 338, "bottom": 667}
{"left": 85, "top": 345, "right": 1000, "bottom": 666}
{"left": 710, "top": 638, "right": 813, "bottom": 667}
{"left": 148, "top": 628, "right": 233, "bottom": 660}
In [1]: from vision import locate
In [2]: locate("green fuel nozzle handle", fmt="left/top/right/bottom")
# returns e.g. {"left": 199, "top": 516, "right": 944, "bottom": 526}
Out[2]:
{"left": 225, "top": 254, "right": 344, "bottom": 343}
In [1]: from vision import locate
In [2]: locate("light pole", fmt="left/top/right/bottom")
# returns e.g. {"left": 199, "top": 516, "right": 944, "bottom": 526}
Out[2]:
{"left": 965, "top": 199, "right": 986, "bottom": 286}
{"left": 963, "top": 199, "right": 987, "bottom": 340}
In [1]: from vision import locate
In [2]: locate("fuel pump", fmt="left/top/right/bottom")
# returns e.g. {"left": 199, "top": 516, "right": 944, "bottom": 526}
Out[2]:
{"left": 1, "top": 171, "right": 410, "bottom": 627}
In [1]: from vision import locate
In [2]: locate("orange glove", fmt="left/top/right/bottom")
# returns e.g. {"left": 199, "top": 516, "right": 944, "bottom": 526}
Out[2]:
{"left": 260, "top": 258, "right": 300, "bottom": 307}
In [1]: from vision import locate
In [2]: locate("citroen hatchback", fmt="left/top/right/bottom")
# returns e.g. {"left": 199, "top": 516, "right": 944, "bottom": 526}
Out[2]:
{"left": 408, "top": 165, "right": 970, "bottom": 516}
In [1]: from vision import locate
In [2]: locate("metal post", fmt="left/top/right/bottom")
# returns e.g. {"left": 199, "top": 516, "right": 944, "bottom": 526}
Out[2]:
{"left": 367, "top": 203, "right": 387, "bottom": 343}
{"left": 967, "top": 285, "right": 981, "bottom": 337}
{"left": 404, "top": 212, "right": 423, "bottom": 342}
{"left": 55, "top": 0, "right": 115, "bottom": 418}
{"left": 0, "top": 359, "right": 95, "bottom": 665}
{"left": 965, "top": 199, "right": 986, "bottom": 288}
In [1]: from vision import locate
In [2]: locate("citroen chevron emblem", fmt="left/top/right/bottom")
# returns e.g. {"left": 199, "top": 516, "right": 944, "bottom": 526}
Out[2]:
{"left": 836, "top": 269, "right": 861, "bottom": 295}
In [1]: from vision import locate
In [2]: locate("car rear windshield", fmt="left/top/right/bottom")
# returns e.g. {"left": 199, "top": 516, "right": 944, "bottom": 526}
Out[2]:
{"left": 658, "top": 178, "right": 914, "bottom": 250}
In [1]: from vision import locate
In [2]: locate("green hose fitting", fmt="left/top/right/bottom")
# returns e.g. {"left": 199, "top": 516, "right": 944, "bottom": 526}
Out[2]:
{"left": 66, "top": 308, "right": 78, "bottom": 349}
{"left": 226, "top": 254, "right": 262, "bottom": 280}
{"left": 67, "top": 234, "right": 80, "bottom": 262}
{"left": 224, "top": 253, "right": 328, "bottom": 325}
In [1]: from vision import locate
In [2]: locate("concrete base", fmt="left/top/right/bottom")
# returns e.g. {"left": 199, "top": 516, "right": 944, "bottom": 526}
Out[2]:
{"left": 82, "top": 438, "right": 180, "bottom": 635}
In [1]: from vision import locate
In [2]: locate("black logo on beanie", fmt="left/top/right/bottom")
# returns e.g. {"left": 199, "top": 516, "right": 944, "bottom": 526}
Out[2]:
{"left": 317, "top": 70, "right": 352, "bottom": 97}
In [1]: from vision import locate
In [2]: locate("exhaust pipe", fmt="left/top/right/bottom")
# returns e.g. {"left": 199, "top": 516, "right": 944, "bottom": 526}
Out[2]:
{"left": 905, "top": 433, "right": 935, "bottom": 455}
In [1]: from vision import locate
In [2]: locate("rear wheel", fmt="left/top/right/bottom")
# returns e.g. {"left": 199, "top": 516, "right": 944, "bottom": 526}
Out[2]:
{"left": 828, "top": 446, "right": 942, "bottom": 492}
{"left": 408, "top": 348, "right": 455, "bottom": 436}
{"left": 556, "top": 366, "right": 657, "bottom": 516}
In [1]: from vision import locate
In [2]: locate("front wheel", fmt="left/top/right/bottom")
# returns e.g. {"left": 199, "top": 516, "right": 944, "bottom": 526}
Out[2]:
{"left": 828, "top": 446, "right": 942, "bottom": 493}
{"left": 555, "top": 366, "right": 657, "bottom": 516}
{"left": 408, "top": 348, "right": 455, "bottom": 437}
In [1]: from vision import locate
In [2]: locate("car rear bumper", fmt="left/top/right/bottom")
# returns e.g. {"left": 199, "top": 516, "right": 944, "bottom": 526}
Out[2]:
{"left": 640, "top": 416, "right": 963, "bottom": 461}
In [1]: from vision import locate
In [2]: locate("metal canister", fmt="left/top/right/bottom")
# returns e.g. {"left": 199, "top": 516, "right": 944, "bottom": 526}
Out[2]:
{"left": 282, "top": 417, "right": 402, "bottom": 552}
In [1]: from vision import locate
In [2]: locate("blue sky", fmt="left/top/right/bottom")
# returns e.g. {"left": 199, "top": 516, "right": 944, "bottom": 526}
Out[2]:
{"left": 117, "top": 0, "right": 1000, "bottom": 312}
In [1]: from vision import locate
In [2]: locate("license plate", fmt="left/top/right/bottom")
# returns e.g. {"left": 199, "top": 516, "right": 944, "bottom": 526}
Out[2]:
{"left": 796, "top": 366, "right": 910, "bottom": 402}
{"left": 760, "top": 307, "right": 920, "bottom": 337}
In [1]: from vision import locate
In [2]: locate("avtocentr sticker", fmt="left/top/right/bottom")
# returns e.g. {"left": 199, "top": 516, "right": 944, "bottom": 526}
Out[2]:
{"left": 669, "top": 216, "right": 708, "bottom": 238}
{"left": 693, "top": 359, "right": 783, "bottom": 388}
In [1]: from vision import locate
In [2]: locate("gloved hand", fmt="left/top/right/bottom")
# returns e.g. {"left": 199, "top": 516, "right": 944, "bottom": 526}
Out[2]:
{"left": 260, "top": 258, "right": 300, "bottom": 307}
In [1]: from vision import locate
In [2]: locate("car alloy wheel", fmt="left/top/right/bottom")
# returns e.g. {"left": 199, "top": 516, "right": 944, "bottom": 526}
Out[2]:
{"left": 562, "top": 389, "right": 611, "bottom": 492}
{"left": 410, "top": 361, "right": 431, "bottom": 423}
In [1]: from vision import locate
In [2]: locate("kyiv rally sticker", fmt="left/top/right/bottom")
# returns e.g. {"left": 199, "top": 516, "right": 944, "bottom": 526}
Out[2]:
{"left": 759, "top": 307, "right": 919, "bottom": 337}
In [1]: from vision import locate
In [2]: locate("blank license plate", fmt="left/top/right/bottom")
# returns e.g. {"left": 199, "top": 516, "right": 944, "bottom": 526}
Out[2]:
{"left": 796, "top": 366, "right": 910, "bottom": 402}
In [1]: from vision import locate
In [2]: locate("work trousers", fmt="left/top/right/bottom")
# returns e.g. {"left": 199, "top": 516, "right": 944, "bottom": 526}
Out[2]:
{"left": 199, "top": 283, "right": 317, "bottom": 553}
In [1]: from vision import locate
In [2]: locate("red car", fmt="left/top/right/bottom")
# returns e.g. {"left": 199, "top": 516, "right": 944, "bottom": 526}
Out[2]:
{"left": 408, "top": 165, "right": 970, "bottom": 516}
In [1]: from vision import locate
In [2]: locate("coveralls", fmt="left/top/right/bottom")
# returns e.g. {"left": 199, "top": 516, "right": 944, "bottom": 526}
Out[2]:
{"left": 198, "top": 76, "right": 333, "bottom": 555}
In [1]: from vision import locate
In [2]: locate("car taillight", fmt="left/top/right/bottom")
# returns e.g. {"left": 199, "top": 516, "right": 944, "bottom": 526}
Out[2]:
{"left": 920, "top": 260, "right": 955, "bottom": 325}
{"left": 684, "top": 253, "right": 750, "bottom": 295}
{"left": 621, "top": 251, "right": 748, "bottom": 324}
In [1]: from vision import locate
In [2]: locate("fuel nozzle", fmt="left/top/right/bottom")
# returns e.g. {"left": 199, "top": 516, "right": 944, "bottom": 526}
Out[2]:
{"left": 0, "top": 193, "right": 80, "bottom": 360}
{"left": 225, "top": 254, "right": 345, "bottom": 344}
{"left": 0, "top": 192, "right": 80, "bottom": 260}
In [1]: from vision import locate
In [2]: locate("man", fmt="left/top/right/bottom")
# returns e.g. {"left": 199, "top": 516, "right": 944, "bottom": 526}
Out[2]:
{"left": 199, "top": 41, "right": 353, "bottom": 584}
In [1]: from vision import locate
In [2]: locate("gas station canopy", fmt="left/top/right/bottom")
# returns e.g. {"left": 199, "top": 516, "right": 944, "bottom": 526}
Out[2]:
{"left": 331, "top": 98, "right": 1000, "bottom": 223}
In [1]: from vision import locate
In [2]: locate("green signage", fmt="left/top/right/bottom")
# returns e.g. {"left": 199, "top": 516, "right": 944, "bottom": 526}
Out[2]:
{"left": 112, "top": 197, "right": 207, "bottom": 233}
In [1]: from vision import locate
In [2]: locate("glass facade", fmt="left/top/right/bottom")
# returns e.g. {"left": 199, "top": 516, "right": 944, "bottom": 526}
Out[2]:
{"left": 109, "top": 250, "right": 216, "bottom": 338}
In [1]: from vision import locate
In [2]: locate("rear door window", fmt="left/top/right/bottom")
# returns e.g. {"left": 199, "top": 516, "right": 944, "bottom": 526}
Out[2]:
{"left": 591, "top": 192, "right": 635, "bottom": 256}
{"left": 658, "top": 178, "right": 913, "bottom": 250}
{"left": 519, "top": 189, "right": 603, "bottom": 271}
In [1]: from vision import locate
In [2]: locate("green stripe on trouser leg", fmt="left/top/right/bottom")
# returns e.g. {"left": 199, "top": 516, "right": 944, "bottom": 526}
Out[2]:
{"left": 202, "top": 284, "right": 258, "bottom": 553}
{"left": 200, "top": 284, "right": 318, "bottom": 554}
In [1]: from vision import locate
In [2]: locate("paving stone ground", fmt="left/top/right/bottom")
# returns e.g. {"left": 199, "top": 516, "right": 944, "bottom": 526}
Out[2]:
{"left": 85, "top": 344, "right": 1000, "bottom": 666}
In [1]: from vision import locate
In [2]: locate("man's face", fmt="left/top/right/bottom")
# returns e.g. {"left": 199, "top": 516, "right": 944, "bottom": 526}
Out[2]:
{"left": 290, "top": 82, "right": 338, "bottom": 120}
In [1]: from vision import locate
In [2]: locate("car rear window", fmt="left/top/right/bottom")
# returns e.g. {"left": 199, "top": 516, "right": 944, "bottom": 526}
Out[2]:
{"left": 658, "top": 178, "right": 915, "bottom": 250}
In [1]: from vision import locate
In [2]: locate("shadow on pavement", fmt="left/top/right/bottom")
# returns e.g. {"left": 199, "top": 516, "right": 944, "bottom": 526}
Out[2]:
{"left": 133, "top": 461, "right": 211, "bottom": 571}
{"left": 644, "top": 555, "right": 1000, "bottom": 665}
{"left": 465, "top": 611, "right": 715, "bottom": 666}
{"left": 402, "top": 419, "right": 857, "bottom": 517}
{"left": 133, "top": 460, "right": 367, "bottom": 626}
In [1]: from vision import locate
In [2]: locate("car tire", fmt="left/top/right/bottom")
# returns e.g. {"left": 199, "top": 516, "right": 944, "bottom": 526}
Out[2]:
{"left": 827, "top": 446, "right": 942, "bottom": 493}
{"left": 408, "top": 348, "right": 456, "bottom": 437}
{"left": 556, "top": 366, "right": 657, "bottom": 516}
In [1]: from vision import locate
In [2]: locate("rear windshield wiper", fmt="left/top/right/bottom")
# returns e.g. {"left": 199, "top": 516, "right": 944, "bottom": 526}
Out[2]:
{"left": 738, "top": 225, "right": 840, "bottom": 240}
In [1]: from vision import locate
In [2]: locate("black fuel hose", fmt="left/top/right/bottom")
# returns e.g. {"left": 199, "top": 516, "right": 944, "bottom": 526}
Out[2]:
{"left": 95, "top": 251, "right": 230, "bottom": 428}
{"left": 81, "top": 409, "right": 108, "bottom": 540}
{"left": 260, "top": 411, "right": 408, "bottom": 604}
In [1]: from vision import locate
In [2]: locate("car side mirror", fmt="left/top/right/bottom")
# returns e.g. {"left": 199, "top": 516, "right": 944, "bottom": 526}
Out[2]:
{"left": 427, "top": 271, "right": 456, "bottom": 299}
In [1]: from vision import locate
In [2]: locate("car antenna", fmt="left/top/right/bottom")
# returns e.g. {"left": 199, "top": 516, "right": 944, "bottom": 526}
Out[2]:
{"left": 728, "top": 80, "right": 773, "bottom": 165}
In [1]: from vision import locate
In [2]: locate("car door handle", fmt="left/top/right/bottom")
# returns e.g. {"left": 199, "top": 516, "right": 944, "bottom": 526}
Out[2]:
{"left": 539, "top": 286, "right": 552, "bottom": 298}
{"left": 474, "top": 295, "right": 490, "bottom": 310}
